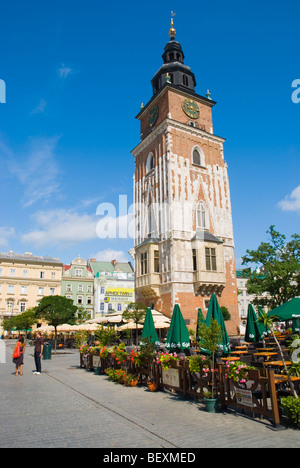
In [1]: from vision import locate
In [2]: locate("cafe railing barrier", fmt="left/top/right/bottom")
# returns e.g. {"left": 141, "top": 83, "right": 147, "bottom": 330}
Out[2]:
{"left": 80, "top": 353, "right": 284, "bottom": 427}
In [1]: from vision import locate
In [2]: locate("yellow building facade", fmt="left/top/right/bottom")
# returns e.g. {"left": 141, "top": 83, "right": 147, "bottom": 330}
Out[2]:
{"left": 0, "top": 251, "right": 63, "bottom": 321}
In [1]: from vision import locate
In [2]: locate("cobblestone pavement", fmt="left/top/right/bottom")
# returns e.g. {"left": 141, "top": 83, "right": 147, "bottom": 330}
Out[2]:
{"left": 0, "top": 340, "right": 300, "bottom": 449}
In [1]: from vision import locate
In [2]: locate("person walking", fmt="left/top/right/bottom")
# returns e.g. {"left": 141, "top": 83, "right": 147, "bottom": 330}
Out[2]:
{"left": 33, "top": 332, "right": 44, "bottom": 375}
{"left": 13, "top": 336, "right": 25, "bottom": 376}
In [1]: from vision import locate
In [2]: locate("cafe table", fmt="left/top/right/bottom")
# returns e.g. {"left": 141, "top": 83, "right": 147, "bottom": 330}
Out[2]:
{"left": 231, "top": 350, "right": 249, "bottom": 355}
{"left": 221, "top": 356, "right": 240, "bottom": 362}
{"left": 274, "top": 374, "right": 300, "bottom": 384}
{"left": 257, "top": 348, "right": 276, "bottom": 352}
{"left": 235, "top": 346, "right": 248, "bottom": 349}
{"left": 266, "top": 361, "right": 292, "bottom": 368}
{"left": 253, "top": 352, "right": 277, "bottom": 361}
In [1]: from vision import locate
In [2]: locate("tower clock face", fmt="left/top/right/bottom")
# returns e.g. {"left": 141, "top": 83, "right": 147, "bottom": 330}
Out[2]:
{"left": 148, "top": 105, "right": 159, "bottom": 127}
{"left": 182, "top": 98, "right": 200, "bottom": 119}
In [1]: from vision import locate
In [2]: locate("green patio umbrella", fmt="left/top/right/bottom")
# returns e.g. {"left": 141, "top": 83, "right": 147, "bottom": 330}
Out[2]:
{"left": 245, "top": 304, "right": 265, "bottom": 342}
{"left": 292, "top": 318, "right": 300, "bottom": 334}
{"left": 165, "top": 304, "right": 190, "bottom": 352}
{"left": 268, "top": 298, "right": 300, "bottom": 321}
{"left": 205, "top": 294, "right": 231, "bottom": 355}
{"left": 141, "top": 307, "right": 159, "bottom": 346}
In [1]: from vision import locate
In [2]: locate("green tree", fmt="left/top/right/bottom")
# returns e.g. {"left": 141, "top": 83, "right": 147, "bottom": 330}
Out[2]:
{"left": 13, "top": 308, "right": 38, "bottom": 338}
{"left": 76, "top": 306, "right": 91, "bottom": 324}
{"left": 258, "top": 310, "right": 298, "bottom": 399}
{"left": 242, "top": 225, "right": 300, "bottom": 309}
{"left": 35, "top": 296, "right": 77, "bottom": 353}
{"left": 220, "top": 306, "right": 231, "bottom": 321}
{"left": 122, "top": 302, "right": 147, "bottom": 345}
{"left": 198, "top": 319, "right": 223, "bottom": 397}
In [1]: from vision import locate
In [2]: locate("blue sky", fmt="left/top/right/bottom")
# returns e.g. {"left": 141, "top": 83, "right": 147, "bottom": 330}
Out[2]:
{"left": 0, "top": 0, "right": 299, "bottom": 267}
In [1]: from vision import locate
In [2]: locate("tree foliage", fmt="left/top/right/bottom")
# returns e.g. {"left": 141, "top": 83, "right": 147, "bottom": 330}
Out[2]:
{"left": 242, "top": 225, "right": 300, "bottom": 309}
{"left": 35, "top": 295, "right": 77, "bottom": 353}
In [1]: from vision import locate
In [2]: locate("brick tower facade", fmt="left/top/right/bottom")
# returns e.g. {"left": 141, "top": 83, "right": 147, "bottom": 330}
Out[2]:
{"left": 131, "top": 19, "right": 240, "bottom": 335}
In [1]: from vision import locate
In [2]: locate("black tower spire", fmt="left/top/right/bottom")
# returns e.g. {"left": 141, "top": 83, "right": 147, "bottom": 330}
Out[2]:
{"left": 151, "top": 15, "right": 196, "bottom": 96}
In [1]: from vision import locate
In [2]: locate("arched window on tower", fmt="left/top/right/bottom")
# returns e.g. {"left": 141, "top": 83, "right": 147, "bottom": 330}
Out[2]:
{"left": 193, "top": 149, "right": 201, "bottom": 166}
{"left": 196, "top": 201, "right": 207, "bottom": 229}
{"left": 192, "top": 147, "right": 205, "bottom": 167}
{"left": 146, "top": 152, "right": 155, "bottom": 172}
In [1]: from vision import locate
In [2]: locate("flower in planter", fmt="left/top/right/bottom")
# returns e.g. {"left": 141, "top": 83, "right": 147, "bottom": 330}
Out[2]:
{"left": 224, "top": 361, "right": 255, "bottom": 385}
{"left": 155, "top": 352, "right": 180, "bottom": 370}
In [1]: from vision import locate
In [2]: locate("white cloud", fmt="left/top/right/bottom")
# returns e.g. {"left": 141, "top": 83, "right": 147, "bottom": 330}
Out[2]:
{"left": 7, "top": 136, "right": 61, "bottom": 207}
{"left": 93, "top": 249, "right": 130, "bottom": 263}
{"left": 58, "top": 64, "right": 73, "bottom": 78}
{"left": 21, "top": 209, "right": 98, "bottom": 248}
{"left": 31, "top": 99, "right": 47, "bottom": 114}
{"left": 278, "top": 185, "right": 300, "bottom": 212}
{"left": 0, "top": 227, "right": 15, "bottom": 248}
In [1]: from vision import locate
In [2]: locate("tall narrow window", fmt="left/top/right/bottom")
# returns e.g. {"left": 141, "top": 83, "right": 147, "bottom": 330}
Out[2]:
{"left": 192, "top": 249, "right": 197, "bottom": 271}
{"left": 205, "top": 248, "right": 217, "bottom": 271}
{"left": 193, "top": 149, "right": 201, "bottom": 166}
{"left": 154, "top": 250, "right": 159, "bottom": 273}
{"left": 141, "top": 252, "right": 148, "bottom": 275}
{"left": 197, "top": 202, "right": 207, "bottom": 229}
{"left": 183, "top": 75, "right": 188, "bottom": 86}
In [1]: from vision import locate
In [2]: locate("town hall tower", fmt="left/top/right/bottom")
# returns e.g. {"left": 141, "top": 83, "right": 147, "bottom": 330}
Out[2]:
{"left": 131, "top": 17, "right": 239, "bottom": 335}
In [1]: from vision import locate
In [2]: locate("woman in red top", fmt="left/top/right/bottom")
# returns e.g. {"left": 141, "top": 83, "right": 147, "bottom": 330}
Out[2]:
{"left": 13, "top": 336, "right": 25, "bottom": 376}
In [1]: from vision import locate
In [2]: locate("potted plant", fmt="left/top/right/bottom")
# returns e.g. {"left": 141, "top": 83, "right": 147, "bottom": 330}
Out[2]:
{"left": 198, "top": 318, "right": 223, "bottom": 412}
{"left": 112, "top": 343, "right": 128, "bottom": 365}
{"left": 147, "top": 379, "right": 158, "bottom": 392}
{"left": 281, "top": 396, "right": 300, "bottom": 429}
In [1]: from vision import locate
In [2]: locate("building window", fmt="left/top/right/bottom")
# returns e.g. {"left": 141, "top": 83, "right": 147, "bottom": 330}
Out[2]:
{"left": 38, "top": 287, "right": 44, "bottom": 295}
{"left": 23, "top": 270, "right": 28, "bottom": 278}
{"left": 21, "top": 286, "right": 27, "bottom": 295}
{"left": 100, "top": 302, "right": 105, "bottom": 311}
{"left": 87, "top": 285, "right": 92, "bottom": 293}
{"left": 108, "top": 303, "right": 113, "bottom": 310}
{"left": 8, "top": 285, "right": 14, "bottom": 294}
{"left": 192, "top": 249, "right": 197, "bottom": 271}
{"left": 197, "top": 202, "right": 207, "bottom": 229}
{"left": 205, "top": 247, "right": 217, "bottom": 271}
{"left": 20, "top": 302, "right": 26, "bottom": 313}
{"left": 141, "top": 252, "right": 148, "bottom": 275}
{"left": 75, "top": 269, "right": 83, "bottom": 277}
{"left": 183, "top": 75, "right": 188, "bottom": 86}
{"left": 50, "top": 288, "right": 55, "bottom": 295}
{"left": 51, "top": 272, "right": 56, "bottom": 280}
{"left": 87, "top": 297, "right": 92, "bottom": 305}
{"left": 146, "top": 152, "right": 155, "bottom": 172}
{"left": 117, "top": 303, "right": 122, "bottom": 312}
{"left": 78, "top": 284, "right": 83, "bottom": 292}
{"left": 40, "top": 271, "right": 45, "bottom": 279}
{"left": 67, "top": 284, "right": 72, "bottom": 292}
{"left": 154, "top": 250, "right": 159, "bottom": 273}
{"left": 192, "top": 147, "right": 205, "bottom": 167}
{"left": 77, "top": 296, "right": 83, "bottom": 304}
{"left": 0, "top": 268, "right": 2, "bottom": 276}
{"left": 101, "top": 287, "right": 105, "bottom": 295}
{"left": 10, "top": 269, "right": 15, "bottom": 277}
{"left": 193, "top": 149, "right": 201, "bottom": 165}
{"left": 6, "top": 300, "right": 13, "bottom": 313}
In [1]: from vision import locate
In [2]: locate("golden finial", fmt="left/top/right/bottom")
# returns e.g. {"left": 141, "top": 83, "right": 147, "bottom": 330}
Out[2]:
{"left": 169, "top": 11, "right": 176, "bottom": 40}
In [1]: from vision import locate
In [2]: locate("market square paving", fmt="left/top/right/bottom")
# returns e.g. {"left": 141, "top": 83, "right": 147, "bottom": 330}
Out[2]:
{"left": 0, "top": 340, "right": 299, "bottom": 449}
